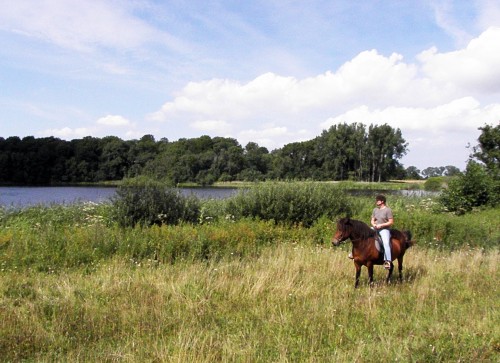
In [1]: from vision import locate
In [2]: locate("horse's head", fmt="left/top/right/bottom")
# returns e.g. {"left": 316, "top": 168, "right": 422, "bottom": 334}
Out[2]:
{"left": 331, "top": 217, "right": 352, "bottom": 246}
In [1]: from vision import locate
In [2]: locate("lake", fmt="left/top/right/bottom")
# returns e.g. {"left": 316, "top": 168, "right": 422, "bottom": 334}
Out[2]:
{"left": 0, "top": 186, "right": 239, "bottom": 208}
{"left": 0, "top": 186, "right": 434, "bottom": 208}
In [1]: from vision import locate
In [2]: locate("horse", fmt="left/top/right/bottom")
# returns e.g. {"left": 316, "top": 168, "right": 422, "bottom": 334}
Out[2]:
{"left": 331, "top": 217, "right": 414, "bottom": 288}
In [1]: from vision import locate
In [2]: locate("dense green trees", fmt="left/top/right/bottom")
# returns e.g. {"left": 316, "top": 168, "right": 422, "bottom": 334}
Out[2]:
{"left": 439, "top": 122, "right": 500, "bottom": 213}
{"left": 0, "top": 122, "right": 415, "bottom": 185}
{"left": 473, "top": 123, "right": 500, "bottom": 179}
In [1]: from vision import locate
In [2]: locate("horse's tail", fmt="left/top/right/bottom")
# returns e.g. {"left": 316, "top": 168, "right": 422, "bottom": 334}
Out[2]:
{"left": 403, "top": 230, "right": 415, "bottom": 249}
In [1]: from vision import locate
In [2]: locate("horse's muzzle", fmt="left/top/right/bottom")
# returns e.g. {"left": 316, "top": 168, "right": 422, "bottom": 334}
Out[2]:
{"left": 332, "top": 238, "right": 341, "bottom": 246}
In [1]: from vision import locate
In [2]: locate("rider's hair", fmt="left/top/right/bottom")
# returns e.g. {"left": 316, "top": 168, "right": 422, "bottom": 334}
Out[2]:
{"left": 375, "top": 194, "right": 386, "bottom": 203}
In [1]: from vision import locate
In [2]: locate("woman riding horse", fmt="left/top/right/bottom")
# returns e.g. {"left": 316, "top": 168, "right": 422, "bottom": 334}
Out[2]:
{"left": 332, "top": 216, "right": 414, "bottom": 288}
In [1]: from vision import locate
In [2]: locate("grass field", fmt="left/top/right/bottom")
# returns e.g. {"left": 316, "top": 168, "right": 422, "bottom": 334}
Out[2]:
{"left": 1, "top": 184, "right": 498, "bottom": 362}
{"left": 1, "top": 243, "right": 498, "bottom": 362}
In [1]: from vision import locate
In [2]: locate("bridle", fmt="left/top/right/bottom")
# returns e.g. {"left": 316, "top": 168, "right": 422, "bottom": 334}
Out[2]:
{"left": 332, "top": 225, "right": 350, "bottom": 245}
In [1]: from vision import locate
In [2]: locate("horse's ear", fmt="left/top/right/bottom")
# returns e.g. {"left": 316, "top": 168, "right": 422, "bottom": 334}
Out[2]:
{"left": 345, "top": 213, "right": 353, "bottom": 224}
{"left": 340, "top": 217, "right": 351, "bottom": 225}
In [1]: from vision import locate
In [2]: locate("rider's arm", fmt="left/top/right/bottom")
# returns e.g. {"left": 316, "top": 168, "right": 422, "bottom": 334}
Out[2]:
{"left": 373, "top": 217, "right": 393, "bottom": 230}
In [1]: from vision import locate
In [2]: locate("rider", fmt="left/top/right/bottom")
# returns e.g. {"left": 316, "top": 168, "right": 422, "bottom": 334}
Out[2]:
{"left": 348, "top": 194, "right": 394, "bottom": 270}
{"left": 371, "top": 194, "right": 394, "bottom": 269}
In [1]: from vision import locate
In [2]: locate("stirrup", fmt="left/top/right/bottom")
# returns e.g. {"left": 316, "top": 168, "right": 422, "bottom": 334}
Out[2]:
{"left": 348, "top": 252, "right": 354, "bottom": 259}
{"left": 384, "top": 261, "right": 391, "bottom": 269}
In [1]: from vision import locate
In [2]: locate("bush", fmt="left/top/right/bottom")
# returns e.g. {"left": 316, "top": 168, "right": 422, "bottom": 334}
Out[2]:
{"left": 439, "top": 161, "right": 498, "bottom": 214}
{"left": 424, "top": 177, "right": 446, "bottom": 191}
{"left": 225, "top": 182, "right": 352, "bottom": 226}
{"left": 111, "top": 182, "right": 200, "bottom": 227}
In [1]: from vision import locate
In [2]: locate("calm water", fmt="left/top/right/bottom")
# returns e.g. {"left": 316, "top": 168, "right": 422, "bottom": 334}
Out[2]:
{"left": 0, "top": 186, "right": 433, "bottom": 208}
{"left": 0, "top": 186, "right": 238, "bottom": 208}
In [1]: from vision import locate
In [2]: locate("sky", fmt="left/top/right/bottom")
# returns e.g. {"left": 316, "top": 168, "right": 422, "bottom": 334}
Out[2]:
{"left": 1, "top": 0, "right": 500, "bottom": 171}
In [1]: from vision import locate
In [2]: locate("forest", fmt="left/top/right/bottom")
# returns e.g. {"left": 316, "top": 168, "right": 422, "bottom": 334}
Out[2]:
{"left": 0, "top": 122, "right": 455, "bottom": 185}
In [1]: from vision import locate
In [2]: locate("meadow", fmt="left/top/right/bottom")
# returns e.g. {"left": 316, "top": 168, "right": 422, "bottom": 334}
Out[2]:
{"left": 0, "top": 183, "right": 498, "bottom": 362}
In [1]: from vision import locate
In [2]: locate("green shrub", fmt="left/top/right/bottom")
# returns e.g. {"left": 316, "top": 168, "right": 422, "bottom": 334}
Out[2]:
{"left": 225, "top": 182, "right": 352, "bottom": 226}
{"left": 111, "top": 183, "right": 200, "bottom": 227}
{"left": 439, "top": 161, "right": 498, "bottom": 214}
{"left": 424, "top": 177, "right": 446, "bottom": 191}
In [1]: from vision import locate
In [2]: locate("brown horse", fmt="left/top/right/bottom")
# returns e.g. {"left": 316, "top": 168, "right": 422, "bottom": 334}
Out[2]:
{"left": 331, "top": 217, "right": 414, "bottom": 288}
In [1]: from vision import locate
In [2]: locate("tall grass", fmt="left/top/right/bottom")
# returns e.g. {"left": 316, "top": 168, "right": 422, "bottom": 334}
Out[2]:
{"left": 0, "top": 195, "right": 498, "bottom": 273}
{"left": 1, "top": 245, "right": 497, "bottom": 362}
{"left": 0, "top": 185, "right": 498, "bottom": 361}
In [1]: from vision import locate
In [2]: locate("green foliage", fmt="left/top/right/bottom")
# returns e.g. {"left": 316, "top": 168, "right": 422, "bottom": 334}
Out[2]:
{"left": 0, "top": 216, "right": 314, "bottom": 272}
{"left": 473, "top": 122, "right": 500, "bottom": 177}
{"left": 226, "top": 182, "right": 352, "bottom": 226}
{"left": 111, "top": 181, "right": 200, "bottom": 227}
{"left": 439, "top": 161, "right": 498, "bottom": 214}
{"left": 397, "top": 207, "right": 500, "bottom": 250}
{"left": 424, "top": 176, "right": 446, "bottom": 191}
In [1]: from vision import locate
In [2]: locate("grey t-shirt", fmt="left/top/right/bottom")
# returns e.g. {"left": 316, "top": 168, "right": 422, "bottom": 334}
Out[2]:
{"left": 372, "top": 207, "right": 393, "bottom": 226}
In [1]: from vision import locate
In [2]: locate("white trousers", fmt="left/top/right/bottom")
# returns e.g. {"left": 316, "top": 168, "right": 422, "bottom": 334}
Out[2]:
{"left": 379, "top": 229, "right": 391, "bottom": 261}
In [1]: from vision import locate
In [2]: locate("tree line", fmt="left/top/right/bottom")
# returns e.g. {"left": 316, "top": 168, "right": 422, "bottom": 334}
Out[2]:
{"left": 0, "top": 122, "right": 443, "bottom": 185}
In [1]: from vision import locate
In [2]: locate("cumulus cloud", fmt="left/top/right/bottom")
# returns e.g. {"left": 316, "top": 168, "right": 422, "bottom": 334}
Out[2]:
{"left": 150, "top": 27, "right": 500, "bottom": 129}
{"left": 41, "top": 126, "right": 92, "bottom": 139}
{"left": 321, "top": 97, "right": 487, "bottom": 132}
{"left": 191, "top": 119, "right": 231, "bottom": 133}
{"left": 476, "top": 0, "right": 500, "bottom": 32}
{"left": 41, "top": 114, "right": 135, "bottom": 139}
{"left": 418, "top": 27, "right": 500, "bottom": 93}
{"left": 96, "top": 115, "right": 131, "bottom": 127}
{"left": 146, "top": 27, "right": 500, "bottom": 166}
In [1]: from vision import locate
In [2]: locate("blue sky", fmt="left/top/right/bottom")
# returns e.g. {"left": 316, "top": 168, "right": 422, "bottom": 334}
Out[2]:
{"left": 1, "top": 0, "right": 500, "bottom": 170}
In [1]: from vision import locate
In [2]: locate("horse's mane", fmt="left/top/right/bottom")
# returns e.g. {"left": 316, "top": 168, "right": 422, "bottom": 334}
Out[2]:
{"left": 339, "top": 218, "right": 377, "bottom": 240}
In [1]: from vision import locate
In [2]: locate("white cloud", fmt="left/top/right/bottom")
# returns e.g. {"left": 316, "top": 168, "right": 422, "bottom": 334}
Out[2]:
{"left": 476, "top": 0, "right": 500, "bottom": 31}
{"left": 41, "top": 114, "right": 136, "bottom": 139}
{"left": 0, "top": 0, "right": 182, "bottom": 53}
{"left": 431, "top": 0, "right": 473, "bottom": 46}
{"left": 418, "top": 27, "right": 500, "bottom": 93}
{"left": 144, "top": 27, "right": 500, "bottom": 168}
{"left": 150, "top": 28, "right": 500, "bottom": 131}
{"left": 153, "top": 39, "right": 498, "bottom": 130}
{"left": 321, "top": 97, "right": 489, "bottom": 133}
{"left": 191, "top": 119, "right": 231, "bottom": 133}
{"left": 96, "top": 115, "right": 131, "bottom": 127}
{"left": 41, "top": 127, "right": 91, "bottom": 139}
{"left": 147, "top": 63, "right": 383, "bottom": 124}
{"left": 237, "top": 126, "right": 311, "bottom": 151}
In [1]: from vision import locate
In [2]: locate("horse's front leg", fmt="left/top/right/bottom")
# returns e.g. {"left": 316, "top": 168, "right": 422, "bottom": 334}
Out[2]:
{"left": 354, "top": 263, "right": 362, "bottom": 288}
{"left": 367, "top": 262, "right": 375, "bottom": 287}
{"left": 386, "top": 262, "right": 394, "bottom": 284}
{"left": 397, "top": 257, "right": 404, "bottom": 282}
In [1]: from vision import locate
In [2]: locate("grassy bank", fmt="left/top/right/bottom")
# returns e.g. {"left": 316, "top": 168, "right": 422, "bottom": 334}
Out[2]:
{"left": 1, "top": 245, "right": 498, "bottom": 362}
